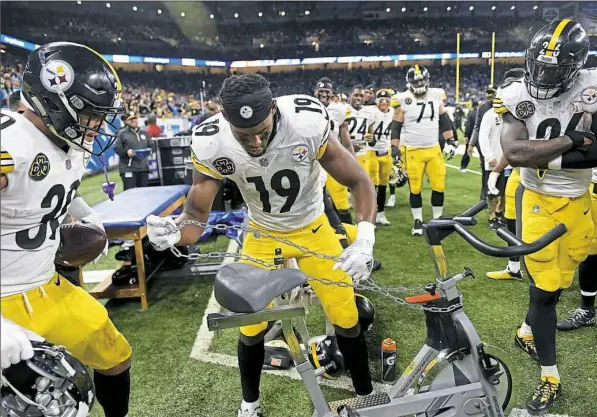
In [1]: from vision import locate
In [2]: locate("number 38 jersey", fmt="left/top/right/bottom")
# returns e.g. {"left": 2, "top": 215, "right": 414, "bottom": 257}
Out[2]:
{"left": 191, "top": 95, "right": 330, "bottom": 232}
{"left": 494, "top": 69, "right": 597, "bottom": 198}
{"left": 1, "top": 111, "right": 87, "bottom": 296}
{"left": 391, "top": 88, "right": 446, "bottom": 148}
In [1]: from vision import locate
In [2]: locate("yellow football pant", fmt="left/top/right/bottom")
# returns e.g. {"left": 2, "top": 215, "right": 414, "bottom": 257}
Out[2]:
{"left": 367, "top": 150, "right": 392, "bottom": 186}
{"left": 401, "top": 144, "right": 446, "bottom": 194}
{"left": 522, "top": 189, "right": 594, "bottom": 292}
{"left": 1, "top": 274, "right": 132, "bottom": 370}
{"left": 505, "top": 169, "right": 521, "bottom": 220}
{"left": 590, "top": 184, "right": 597, "bottom": 255}
{"left": 239, "top": 214, "right": 358, "bottom": 336}
{"left": 326, "top": 175, "right": 350, "bottom": 211}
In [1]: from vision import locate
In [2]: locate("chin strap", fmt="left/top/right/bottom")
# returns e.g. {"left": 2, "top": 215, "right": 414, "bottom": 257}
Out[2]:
{"left": 99, "top": 154, "right": 116, "bottom": 201}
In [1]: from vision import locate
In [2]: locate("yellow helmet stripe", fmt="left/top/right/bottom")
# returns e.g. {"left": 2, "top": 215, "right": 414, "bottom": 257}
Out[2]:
{"left": 546, "top": 19, "right": 572, "bottom": 57}
{"left": 80, "top": 44, "right": 122, "bottom": 91}
{"left": 414, "top": 64, "right": 421, "bottom": 76}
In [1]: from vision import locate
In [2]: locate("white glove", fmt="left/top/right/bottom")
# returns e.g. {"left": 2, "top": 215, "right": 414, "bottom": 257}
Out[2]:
{"left": 147, "top": 215, "right": 181, "bottom": 251}
{"left": 333, "top": 222, "right": 375, "bottom": 284}
{"left": 487, "top": 171, "right": 501, "bottom": 196}
{"left": 1, "top": 316, "right": 44, "bottom": 369}
{"left": 444, "top": 144, "right": 457, "bottom": 160}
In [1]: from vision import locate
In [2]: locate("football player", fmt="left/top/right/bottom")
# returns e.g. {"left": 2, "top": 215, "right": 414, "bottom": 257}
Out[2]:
{"left": 347, "top": 85, "right": 377, "bottom": 175}
{"left": 365, "top": 89, "right": 394, "bottom": 225}
{"left": 364, "top": 84, "right": 376, "bottom": 106}
{"left": 0, "top": 43, "right": 132, "bottom": 417}
{"left": 390, "top": 65, "right": 456, "bottom": 235}
{"left": 314, "top": 77, "right": 355, "bottom": 224}
{"left": 496, "top": 20, "right": 596, "bottom": 414}
{"left": 146, "top": 74, "right": 377, "bottom": 417}
{"left": 556, "top": 167, "right": 597, "bottom": 331}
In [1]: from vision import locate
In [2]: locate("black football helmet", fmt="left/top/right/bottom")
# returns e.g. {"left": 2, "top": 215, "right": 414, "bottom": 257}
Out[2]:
{"left": 307, "top": 335, "right": 345, "bottom": 379}
{"left": 1, "top": 342, "right": 95, "bottom": 417}
{"left": 389, "top": 159, "right": 408, "bottom": 188}
{"left": 21, "top": 42, "right": 124, "bottom": 155}
{"left": 525, "top": 19, "right": 589, "bottom": 99}
{"left": 406, "top": 65, "right": 430, "bottom": 96}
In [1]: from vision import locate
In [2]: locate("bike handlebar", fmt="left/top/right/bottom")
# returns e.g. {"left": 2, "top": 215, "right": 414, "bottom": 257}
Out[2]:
{"left": 426, "top": 200, "right": 568, "bottom": 258}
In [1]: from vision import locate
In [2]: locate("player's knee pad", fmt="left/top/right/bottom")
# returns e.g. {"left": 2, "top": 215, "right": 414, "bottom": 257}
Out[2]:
{"left": 409, "top": 180, "right": 422, "bottom": 195}
{"left": 410, "top": 192, "right": 423, "bottom": 208}
{"left": 431, "top": 191, "right": 444, "bottom": 207}
{"left": 239, "top": 328, "right": 267, "bottom": 346}
{"left": 333, "top": 324, "right": 361, "bottom": 338}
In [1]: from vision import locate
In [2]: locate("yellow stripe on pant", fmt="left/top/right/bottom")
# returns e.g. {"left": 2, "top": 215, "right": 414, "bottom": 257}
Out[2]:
{"left": 239, "top": 214, "right": 358, "bottom": 337}
{"left": 1, "top": 274, "right": 132, "bottom": 370}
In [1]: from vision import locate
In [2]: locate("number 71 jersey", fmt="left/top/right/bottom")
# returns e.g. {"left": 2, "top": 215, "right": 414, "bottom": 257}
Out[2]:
{"left": 392, "top": 88, "right": 445, "bottom": 148}
{"left": 1, "top": 110, "right": 87, "bottom": 296}
{"left": 191, "top": 95, "right": 330, "bottom": 232}
{"left": 494, "top": 69, "right": 597, "bottom": 198}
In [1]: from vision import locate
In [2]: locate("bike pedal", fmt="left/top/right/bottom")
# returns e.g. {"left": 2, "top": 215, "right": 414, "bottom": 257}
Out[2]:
{"left": 329, "top": 392, "right": 391, "bottom": 412}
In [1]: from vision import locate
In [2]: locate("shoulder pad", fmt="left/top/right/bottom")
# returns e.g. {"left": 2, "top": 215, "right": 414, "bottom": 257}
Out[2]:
{"left": 1, "top": 111, "right": 34, "bottom": 173}
{"left": 190, "top": 114, "right": 225, "bottom": 179}
{"left": 391, "top": 93, "right": 401, "bottom": 108}
{"left": 281, "top": 94, "right": 331, "bottom": 142}
{"left": 493, "top": 80, "right": 525, "bottom": 116}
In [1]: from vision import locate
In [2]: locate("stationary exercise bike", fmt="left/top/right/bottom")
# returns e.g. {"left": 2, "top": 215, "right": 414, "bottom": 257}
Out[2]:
{"left": 207, "top": 201, "right": 567, "bottom": 417}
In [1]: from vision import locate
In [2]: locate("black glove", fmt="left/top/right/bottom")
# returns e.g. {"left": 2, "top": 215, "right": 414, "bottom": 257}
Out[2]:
{"left": 391, "top": 145, "right": 400, "bottom": 163}
{"left": 565, "top": 130, "right": 597, "bottom": 150}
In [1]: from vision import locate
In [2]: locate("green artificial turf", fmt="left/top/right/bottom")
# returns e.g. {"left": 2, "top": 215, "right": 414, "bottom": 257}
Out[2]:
{"left": 80, "top": 158, "right": 596, "bottom": 417}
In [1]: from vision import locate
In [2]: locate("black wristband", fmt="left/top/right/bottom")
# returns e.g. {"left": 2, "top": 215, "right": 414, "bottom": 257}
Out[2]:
{"left": 391, "top": 120, "right": 402, "bottom": 140}
{"left": 561, "top": 144, "right": 597, "bottom": 169}
{"left": 566, "top": 130, "right": 596, "bottom": 150}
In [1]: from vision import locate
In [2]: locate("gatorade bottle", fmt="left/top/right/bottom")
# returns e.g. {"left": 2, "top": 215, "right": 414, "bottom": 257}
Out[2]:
{"left": 381, "top": 338, "right": 397, "bottom": 384}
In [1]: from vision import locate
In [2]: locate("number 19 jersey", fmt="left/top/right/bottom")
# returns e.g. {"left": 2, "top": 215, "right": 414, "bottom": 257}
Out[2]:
{"left": 191, "top": 95, "right": 330, "bottom": 232}
{"left": 494, "top": 69, "right": 597, "bottom": 198}
{"left": 1, "top": 111, "right": 87, "bottom": 296}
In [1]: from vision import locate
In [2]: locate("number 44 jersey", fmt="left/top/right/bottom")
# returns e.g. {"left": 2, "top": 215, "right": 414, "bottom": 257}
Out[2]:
{"left": 191, "top": 95, "right": 330, "bottom": 232}
{"left": 494, "top": 69, "right": 597, "bottom": 198}
{"left": 1, "top": 110, "right": 87, "bottom": 296}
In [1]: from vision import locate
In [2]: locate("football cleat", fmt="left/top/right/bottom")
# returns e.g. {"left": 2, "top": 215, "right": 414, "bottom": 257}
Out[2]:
{"left": 526, "top": 376, "right": 561, "bottom": 415}
{"left": 372, "top": 259, "right": 382, "bottom": 272}
{"left": 486, "top": 268, "right": 523, "bottom": 281}
{"left": 411, "top": 219, "right": 423, "bottom": 236}
{"left": 515, "top": 331, "right": 539, "bottom": 363}
{"left": 238, "top": 406, "right": 264, "bottom": 417}
{"left": 556, "top": 307, "right": 596, "bottom": 331}
{"left": 385, "top": 195, "right": 396, "bottom": 208}
{"left": 376, "top": 212, "right": 391, "bottom": 226}
{"left": 488, "top": 218, "right": 504, "bottom": 230}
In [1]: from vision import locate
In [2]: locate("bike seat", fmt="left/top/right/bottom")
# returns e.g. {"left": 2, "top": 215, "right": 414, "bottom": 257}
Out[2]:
{"left": 214, "top": 263, "right": 308, "bottom": 313}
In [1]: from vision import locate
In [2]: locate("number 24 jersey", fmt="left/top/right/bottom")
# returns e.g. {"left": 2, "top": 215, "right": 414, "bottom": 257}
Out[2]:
{"left": 1, "top": 111, "right": 87, "bottom": 296}
{"left": 191, "top": 95, "right": 330, "bottom": 232}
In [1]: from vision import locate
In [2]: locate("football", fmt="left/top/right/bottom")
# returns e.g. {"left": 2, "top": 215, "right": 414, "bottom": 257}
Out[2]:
{"left": 55, "top": 222, "right": 108, "bottom": 267}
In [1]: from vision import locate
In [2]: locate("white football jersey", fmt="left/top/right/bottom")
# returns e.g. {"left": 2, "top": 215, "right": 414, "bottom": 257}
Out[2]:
{"left": 345, "top": 105, "right": 376, "bottom": 156}
{"left": 1, "top": 111, "right": 88, "bottom": 296}
{"left": 367, "top": 107, "right": 394, "bottom": 153}
{"left": 392, "top": 88, "right": 446, "bottom": 148}
{"left": 592, "top": 168, "right": 597, "bottom": 184}
{"left": 494, "top": 69, "right": 597, "bottom": 198}
{"left": 191, "top": 95, "right": 330, "bottom": 232}
{"left": 326, "top": 102, "right": 350, "bottom": 134}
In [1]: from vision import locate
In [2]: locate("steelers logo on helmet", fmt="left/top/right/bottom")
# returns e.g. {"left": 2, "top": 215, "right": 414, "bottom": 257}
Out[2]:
{"left": 40, "top": 60, "right": 75, "bottom": 92}
{"left": 581, "top": 87, "right": 597, "bottom": 105}
{"left": 240, "top": 105, "right": 254, "bottom": 119}
{"left": 291, "top": 144, "right": 309, "bottom": 162}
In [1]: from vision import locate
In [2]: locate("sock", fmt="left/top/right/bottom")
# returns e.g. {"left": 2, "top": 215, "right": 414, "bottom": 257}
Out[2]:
{"left": 410, "top": 193, "right": 423, "bottom": 221}
{"left": 519, "top": 321, "right": 533, "bottom": 338}
{"left": 432, "top": 206, "right": 443, "bottom": 219}
{"left": 506, "top": 219, "right": 519, "bottom": 263}
{"left": 376, "top": 185, "right": 387, "bottom": 213}
{"left": 508, "top": 260, "right": 520, "bottom": 274}
{"left": 579, "top": 254, "right": 597, "bottom": 312}
{"left": 541, "top": 365, "right": 560, "bottom": 382}
{"left": 528, "top": 287, "right": 558, "bottom": 366}
{"left": 335, "top": 332, "right": 373, "bottom": 396}
{"left": 94, "top": 368, "right": 130, "bottom": 417}
{"left": 240, "top": 399, "right": 260, "bottom": 412}
{"left": 389, "top": 185, "right": 395, "bottom": 196}
{"left": 238, "top": 337, "right": 265, "bottom": 403}
{"left": 431, "top": 191, "right": 444, "bottom": 219}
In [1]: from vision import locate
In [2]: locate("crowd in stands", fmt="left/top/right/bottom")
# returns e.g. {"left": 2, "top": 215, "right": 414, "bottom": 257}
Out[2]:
{"left": 4, "top": 2, "right": 587, "bottom": 61}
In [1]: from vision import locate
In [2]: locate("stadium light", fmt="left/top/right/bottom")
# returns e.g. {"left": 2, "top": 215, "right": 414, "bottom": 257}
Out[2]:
{"left": 157, "top": 9, "right": 162, "bottom": 14}
{"left": 117, "top": 37, "right": 121, "bottom": 41}
{"left": 511, "top": 5, "right": 515, "bottom": 10}
{"left": 423, "top": 6, "right": 428, "bottom": 11}
{"left": 209, "top": 14, "right": 214, "bottom": 19}
{"left": 106, "top": 2, "right": 110, "bottom": 8}
{"left": 181, "top": 12, "right": 185, "bottom": 17}
{"left": 76, "top": 0, "right": 81, "bottom": 4}
{"left": 533, "top": 5, "right": 538, "bottom": 9}
{"left": 258, "top": 12, "right": 263, "bottom": 17}
{"left": 312, "top": 41, "right": 316, "bottom": 46}
{"left": 260, "top": 43, "right": 264, "bottom": 48}
{"left": 447, "top": 6, "right": 451, "bottom": 11}
{"left": 469, "top": 5, "right": 474, "bottom": 10}
{"left": 305, "top": 10, "right": 310, "bottom": 15}
{"left": 234, "top": 12, "right": 239, "bottom": 18}
{"left": 401, "top": 7, "right": 406, "bottom": 12}
{"left": 132, "top": 5, "right": 137, "bottom": 11}
{"left": 281, "top": 11, "right": 286, "bottom": 16}
{"left": 492, "top": 5, "right": 496, "bottom": 10}
{"left": 386, "top": 7, "right": 391, "bottom": 12}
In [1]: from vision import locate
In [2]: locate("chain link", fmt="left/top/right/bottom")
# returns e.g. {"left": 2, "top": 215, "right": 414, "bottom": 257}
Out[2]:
{"left": 169, "top": 220, "right": 462, "bottom": 313}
